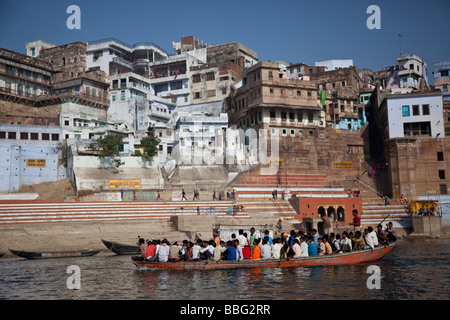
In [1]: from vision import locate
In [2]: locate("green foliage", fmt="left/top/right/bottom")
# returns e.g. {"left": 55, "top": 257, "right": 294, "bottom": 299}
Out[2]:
{"left": 90, "top": 133, "right": 125, "bottom": 167}
{"left": 140, "top": 136, "right": 160, "bottom": 160}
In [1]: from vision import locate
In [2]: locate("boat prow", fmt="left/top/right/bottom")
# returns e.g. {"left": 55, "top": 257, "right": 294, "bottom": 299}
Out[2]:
{"left": 102, "top": 239, "right": 139, "bottom": 255}
{"left": 133, "top": 243, "right": 396, "bottom": 271}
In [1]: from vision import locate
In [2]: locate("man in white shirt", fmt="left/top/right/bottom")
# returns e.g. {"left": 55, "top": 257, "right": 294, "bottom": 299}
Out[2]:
{"left": 272, "top": 238, "right": 283, "bottom": 259}
{"left": 261, "top": 238, "right": 272, "bottom": 259}
{"left": 300, "top": 237, "right": 309, "bottom": 257}
{"left": 364, "top": 226, "right": 379, "bottom": 249}
{"left": 234, "top": 239, "right": 243, "bottom": 261}
{"left": 238, "top": 229, "right": 247, "bottom": 247}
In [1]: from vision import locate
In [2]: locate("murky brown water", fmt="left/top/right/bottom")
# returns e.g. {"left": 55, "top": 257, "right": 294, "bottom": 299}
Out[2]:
{"left": 0, "top": 238, "right": 449, "bottom": 300}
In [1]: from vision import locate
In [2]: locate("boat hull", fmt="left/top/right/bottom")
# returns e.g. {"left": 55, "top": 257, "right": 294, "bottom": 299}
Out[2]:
{"left": 9, "top": 249, "right": 100, "bottom": 259}
{"left": 102, "top": 239, "right": 139, "bottom": 255}
{"left": 133, "top": 244, "right": 395, "bottom": 270}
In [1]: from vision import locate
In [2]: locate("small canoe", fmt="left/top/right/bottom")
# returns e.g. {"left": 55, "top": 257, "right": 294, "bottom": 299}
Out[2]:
{"left": 133, "top": 243, "right": 395, "bottom": 270}
{"left": 102, "top": 239, "right": 139, "bottom": 255}
{"left": 9, "top": 249, "right": 100, "bottom": 259}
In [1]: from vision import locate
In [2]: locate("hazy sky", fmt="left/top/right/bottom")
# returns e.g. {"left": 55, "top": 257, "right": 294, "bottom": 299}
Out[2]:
{"left": 1, "top": 0, "right": 449, "bottom": 77}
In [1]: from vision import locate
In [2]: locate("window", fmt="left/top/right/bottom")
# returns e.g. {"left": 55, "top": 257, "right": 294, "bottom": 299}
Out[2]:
{"left": 194, "top": 92, "right": 201, "bottom": 99}
{"left": 439, "top": 170, "right": 446, "bottom": 179}
{"left": 409, "top": 63, "right": 414, "bottom": 70}
{"left": 207, "top": 90, "right": 216, "bottom": 97}
{"left": 437, "top": 152, "right": 444, "bottom": 161}
{"left": 282, "top": 129, "right": 287, "bottom": 137}
{"left": 444, "top": 85, "right": 448, "bottom": 93}
{"left": 42, "top": 133, "right": 50, "bottom": 141}
{"left": 206, "top": 72, "right": 215, "bottom": 81}
{"left": 412, "top": 105, "right": 420, "bottom": 116}
{"left": 20, "top": 132, "right": 28, "bottom": 140}
{"left": 222, "top": 87, "right": 227, "bottom": 95}
{"left": 402, "top": 105, "right": 410, "bottom": 117}
{"left": 192, "top": 74, "right": 201, "bottom": 83}
{"left": 298, "top": 112, "right": 303, "bottom": 122}
{"left": 0, "top": 131, "right": 6, "bottom": 139}
{"left": 112, "top": 95, "right": 116, "bottom": 102}
{"left": 8, "top": 132, "right": 16, "bottom": 140}
{"left": 270, "top": 88, "right": 274, "bottom": 94}
{"left": 289, "top": 112, "right": 295, "bottom": 122}
{"left": 422, "top": 104, "right": 430, "bottom": 115}
{"left": 268, "top": 71, "right": 273, "bottom": 78}
{"left": 341, "top": 81, "right": 346, "bottom": 87}
{"left": 440, "top": 184, "right": 448, "bottom": 195}
{"left": 120, "top": 91, "right": 125, "bottom": 100}
{"left": 441, "top": 70, "right": 449, "bottom": 77}
{"left": 30, "top": 133, "right": 39, "bottom": 140}
{"left": 51, "top": 134, "right": 59, "bottom": 141}
{"left": 403, "top": 122, "right": 431, "bottom": 136}
{"left": 297, "top": 90, "right": 301, "bottom": 96}
{"left": 307, "top": 91, "right": 311, "bottom": 97}
{"left": 290, "top": 129, "right": 295, "bottom": 137}
{"left": 270, "top": 111, "right": 276, "bottom": 120}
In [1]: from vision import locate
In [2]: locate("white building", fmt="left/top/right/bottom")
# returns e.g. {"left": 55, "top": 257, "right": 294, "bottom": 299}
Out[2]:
{"left": 315, "top": 59, "right": 353, "bottom": 71}
{"left": 86, "top": 38, "right": 168, "bottom": 77}
{"left": 385, "top": 91, "right": 445, "bottom": 139}
{"left": 0, "top": 124, "right": 65, "bottom": 192}
{"left": 386, "top": 54, "right": 429, "bottom": 91}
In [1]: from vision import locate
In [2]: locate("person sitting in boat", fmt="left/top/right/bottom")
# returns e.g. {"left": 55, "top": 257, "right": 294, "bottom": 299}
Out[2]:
{"left": 318, "top": 238, "right": 326, "bottom": 255}
{"left": 329, "top": 233, "right": 341, "bottom": 253}
{"left": 339, "top": 231, "right": 353, "bottom": 253}
{"left": 146, "top": 240, "right": 158, "bottom": 262}
{"left": 300, "top": 237, "right": 309, "bottom": 257}
{"left": 182, "top": 242, "right": 194, "bottom": 261}
{"left": 251, "top": 238, "right": 261, "bottom": 260}
{"left": 323, "top": 235, "right": 332, "bottom": 255}
{"left": 169, "top": 241, "right": 182, "bottom": 262}
{"left": 311, "top": 229, "right": 319, "bottom": 246}
{"left": 200, "top": 240, "right": 214, "bottom": 261}
{"left": 132, "top": 238, "right": 148, "bottom": 262}
{"left": 223, "top": 240, "right": 237, "bottom": 261}
{"left": 385, "top": 222, "right": 397, "bottom": 242}
{"left": 307, "top": 236, "right": 318, "bottom": 257}
{"left": 238, "top": 229, "right": 247, "bottom": 247}
{"left": 213, "top": 241, "right": 226, "bottom": 261}
{"left": 260, "top": 238, "right": 272, "bottom": 259}
{"left": 292, "top": 239, "right": 302, "bottom": 258}
{"left": 377, "top": 224, "right": 389, "bottom": 246}
{"left": 272, "top": 238, "right": 283, "bottom": 259}
{"left": 158, "top": 239, "right": 170, "bottom": 262}
{"left": 279, "top": 238, "right": 294, "bottom": 261}
{"left": 192, "top": 239, "right": 202, "bottom": 261}
{"left": 364, "top": 227, "right": 379, "bottom": 249}
{"left": 262, "top": 230, "right": 273, "bottom": 246}
{"left": 352, "top": 231, "right": 366, "bottom": 251}
{"left": 233, "top": 239, "right": 243, "bottom": 261}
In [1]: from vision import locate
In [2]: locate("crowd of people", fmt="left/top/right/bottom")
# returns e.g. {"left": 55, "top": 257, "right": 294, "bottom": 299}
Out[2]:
{"left": 132, "top": 222, "right": 397, "bottom": 263}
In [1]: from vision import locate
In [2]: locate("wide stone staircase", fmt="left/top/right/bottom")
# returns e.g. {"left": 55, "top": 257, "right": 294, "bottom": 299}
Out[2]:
{"left": 0, "top": 200, "right": 250, "bottom": 225}
{"left": 360, "top": 197, "right": 411, "bottom": 230}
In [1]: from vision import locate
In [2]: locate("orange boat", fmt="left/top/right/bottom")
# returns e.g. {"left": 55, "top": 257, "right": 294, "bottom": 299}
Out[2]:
{"left": 133, "top": 243, "right": 395, "bottom": 270}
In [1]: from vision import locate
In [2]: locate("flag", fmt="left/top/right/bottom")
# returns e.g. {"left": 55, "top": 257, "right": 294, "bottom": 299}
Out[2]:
{"left": 321, "top": 91, "right": 326, "bottom": 105}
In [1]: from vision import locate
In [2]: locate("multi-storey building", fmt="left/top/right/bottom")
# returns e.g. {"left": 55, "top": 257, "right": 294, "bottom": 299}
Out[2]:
{"left": 309, "top": 66, "right": 365, "bottom": 130}
{"left": 369, "top": 86, "right": 449, "bottom": 198}
{"left": 231, "top": 61, "right": 324, "bottom": 137}
{"left": 434, "top": 60, "right": 450, "bottom": 136}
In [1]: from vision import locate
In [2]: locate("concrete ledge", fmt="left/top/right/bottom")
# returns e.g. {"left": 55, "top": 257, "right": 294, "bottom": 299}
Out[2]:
{"left": 0, "top": 193, "right": 39, "bottom": 200}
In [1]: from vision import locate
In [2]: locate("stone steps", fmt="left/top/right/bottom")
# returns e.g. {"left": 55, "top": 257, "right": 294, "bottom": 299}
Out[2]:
{"left": 0, "top": 200, "right": 250, "bottom": 224}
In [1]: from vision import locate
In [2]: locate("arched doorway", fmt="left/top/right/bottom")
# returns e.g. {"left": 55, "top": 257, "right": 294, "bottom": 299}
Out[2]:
{"left": 327, "top": 206, "right": 335, "bottom": 218}
{"left": 318, "top": 206, "right": 325, "bottom": 217}
{"left": 337, "top": 206, "right": 345, "bottom": 221}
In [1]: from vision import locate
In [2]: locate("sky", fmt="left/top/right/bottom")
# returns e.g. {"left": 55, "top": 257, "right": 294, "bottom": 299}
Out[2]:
{"left": 0, "top": 0, "right": 449, "bottom": 82}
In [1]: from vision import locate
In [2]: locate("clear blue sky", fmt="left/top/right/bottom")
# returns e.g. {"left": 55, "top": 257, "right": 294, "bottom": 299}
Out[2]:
{"left": 1, "top": 0, "right": 449, "bottom": 78}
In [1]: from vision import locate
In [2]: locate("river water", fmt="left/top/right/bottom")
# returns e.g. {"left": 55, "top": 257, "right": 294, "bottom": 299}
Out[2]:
{"left": 0, "top": 237, "right": 449, "bottom": 300}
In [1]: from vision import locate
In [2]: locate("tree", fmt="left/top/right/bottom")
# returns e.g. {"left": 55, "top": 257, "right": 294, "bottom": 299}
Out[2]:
{"left": 140, "top": 136, "right": 160, "bottom": 160}
{"left": 89, "top": 133, "right": 125, "bottom": 167}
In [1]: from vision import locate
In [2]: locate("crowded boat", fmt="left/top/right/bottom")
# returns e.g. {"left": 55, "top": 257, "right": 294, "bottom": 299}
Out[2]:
{"left": 132, "top": 222, "right": 398, "bottom": 263}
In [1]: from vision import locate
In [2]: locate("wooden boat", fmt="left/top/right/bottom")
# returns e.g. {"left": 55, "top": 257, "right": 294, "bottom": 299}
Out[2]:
{"left": 102, "top": 239, "right": 139, "bottom": 255}
{"left": 133, "top": 243, "right": 395, "bottom": 270}
{"left": 9, "top": 249, "right": 100, "bottom": 259}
